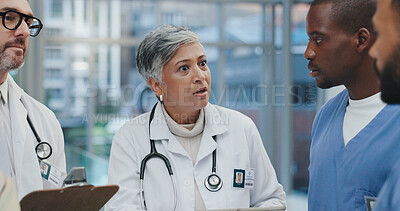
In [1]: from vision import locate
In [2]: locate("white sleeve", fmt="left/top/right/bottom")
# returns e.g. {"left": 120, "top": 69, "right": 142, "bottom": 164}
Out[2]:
{"left": 105, "top": 127, "right": 142, "bottom": 211}
{"left": 248, "top": 120, "right": 286, "bottom": 207}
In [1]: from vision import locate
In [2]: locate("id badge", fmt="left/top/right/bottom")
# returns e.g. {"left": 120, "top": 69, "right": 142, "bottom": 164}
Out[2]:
{"left": 233, "top": 168, "right": 255, "bottom": 189}
{"left": 40, "top": 160, "right": 62, "bottom": 187}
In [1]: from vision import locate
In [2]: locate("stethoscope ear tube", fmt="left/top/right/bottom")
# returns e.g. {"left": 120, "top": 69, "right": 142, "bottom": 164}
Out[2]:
{"left": 140, "top": 175, "right": 177, "bottom": 211}
{"left": 140, "top": 180, "right": 146, "bottom": 210}
{"left": 139, "top": 103, "right": 177, "bottom": 210}
{"left": 140, "top": 140, "right": 174, "bottom": 179}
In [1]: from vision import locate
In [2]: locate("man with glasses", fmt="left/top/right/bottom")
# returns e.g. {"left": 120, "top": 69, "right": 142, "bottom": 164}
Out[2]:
{"left": 0, "top": 0, "right": 66, "bottom": 200}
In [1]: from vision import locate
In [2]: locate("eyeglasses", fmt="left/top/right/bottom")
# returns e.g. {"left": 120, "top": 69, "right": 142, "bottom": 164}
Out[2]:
{"left": 0, "top": 10, "right": 43, "bottom": 37}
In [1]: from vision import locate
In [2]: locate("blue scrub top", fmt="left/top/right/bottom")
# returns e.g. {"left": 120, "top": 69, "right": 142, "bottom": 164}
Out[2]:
{"left": 308, "top": 90, "right": 400, "bottom": 211}
{"left": 374, "top": 159, "right": 400, "bottom": 211}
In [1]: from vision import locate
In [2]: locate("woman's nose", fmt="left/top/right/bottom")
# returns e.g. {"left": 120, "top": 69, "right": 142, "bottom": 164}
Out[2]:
{"left": 193, "top": 66, "right": 206, "bottom": 83}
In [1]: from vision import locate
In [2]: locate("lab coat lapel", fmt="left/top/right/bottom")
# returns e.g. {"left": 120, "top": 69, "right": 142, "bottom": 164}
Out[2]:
{"left": 149, "top": 103, "right": 188, "bottom": 156}
{"left": 7, "top": 76, "right": 28, "bottom": 183}
{"left": 196, "top": 104, "right": 228, "bottom": 163}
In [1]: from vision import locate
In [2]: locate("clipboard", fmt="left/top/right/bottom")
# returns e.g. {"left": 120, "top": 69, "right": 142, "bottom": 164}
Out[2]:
{"left": 20, "top": 185, "right": 118, "bottom": 211}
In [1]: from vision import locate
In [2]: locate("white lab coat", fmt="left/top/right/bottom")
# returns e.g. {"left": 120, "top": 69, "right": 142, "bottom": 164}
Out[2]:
{"left": 6, "top": 74, "right": 66, "bottom": 200}
{"left": 106, "top": 103, "right": 285, "bottom": 211}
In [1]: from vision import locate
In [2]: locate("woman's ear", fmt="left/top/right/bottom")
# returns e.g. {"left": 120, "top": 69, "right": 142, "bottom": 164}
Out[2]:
{"left": 355, "top": 28, "right": 372, "bottom": 54}
{"left": 148, "top": 78, "right": 162, "bottom": 98}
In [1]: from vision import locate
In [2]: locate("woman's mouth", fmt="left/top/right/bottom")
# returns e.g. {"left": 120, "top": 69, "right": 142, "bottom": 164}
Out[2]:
{"left": 193, "top": 87, "right": 208, "bottom": 97}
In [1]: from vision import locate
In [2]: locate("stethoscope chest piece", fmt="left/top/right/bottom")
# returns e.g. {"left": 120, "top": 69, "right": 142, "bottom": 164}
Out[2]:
{"left": 36, "top": 142, "right": 52, "bottom": 160}
{"left": 204, "top": 173, "right": 223, "bottom": 192}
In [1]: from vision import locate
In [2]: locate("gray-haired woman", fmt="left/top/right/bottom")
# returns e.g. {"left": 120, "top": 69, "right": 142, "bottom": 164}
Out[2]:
{"left": 106, "top": 24, "right": 286, "bottom": 211}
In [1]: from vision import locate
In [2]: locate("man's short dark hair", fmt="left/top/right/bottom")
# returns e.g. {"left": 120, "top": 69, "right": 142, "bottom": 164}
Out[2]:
{"left": 311, "top": 0, "right": 377, "bottom": 34}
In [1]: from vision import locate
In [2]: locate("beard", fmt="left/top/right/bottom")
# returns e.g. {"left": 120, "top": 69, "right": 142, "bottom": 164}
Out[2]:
{"left": 374, "top": 46, "right": 400, "bottom": 104}
{"left": 0, "top": 38, "right": 26, "bottom": 72}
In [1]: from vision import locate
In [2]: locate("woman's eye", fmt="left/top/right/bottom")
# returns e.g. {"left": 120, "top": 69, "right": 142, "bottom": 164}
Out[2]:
{"left": 178, "top": 65, "right": 189, "bottom": 72}
{"left": 199, "top": 60, "right": 207, "bottom": 66}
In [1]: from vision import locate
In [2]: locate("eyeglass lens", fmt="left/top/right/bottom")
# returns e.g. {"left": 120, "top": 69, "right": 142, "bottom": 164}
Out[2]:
{"left": 3, "top": 11, "right": 41, "bottom": 36}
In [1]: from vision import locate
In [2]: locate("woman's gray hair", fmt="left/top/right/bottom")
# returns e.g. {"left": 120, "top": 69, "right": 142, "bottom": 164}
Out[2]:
{"left": 136, "top": 24, "right": 200, "bottom": 83}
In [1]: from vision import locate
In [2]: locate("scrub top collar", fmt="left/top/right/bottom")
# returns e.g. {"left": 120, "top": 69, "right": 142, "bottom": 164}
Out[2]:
{"left": 149, "top": 103, "right": 228, "bottom": 141}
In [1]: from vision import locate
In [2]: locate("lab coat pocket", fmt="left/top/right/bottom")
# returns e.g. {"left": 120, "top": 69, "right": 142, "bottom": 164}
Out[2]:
{"left": 354, "top": 189, "right": 375, "bottom": 211}
{"left": 229, "top": 184, "right": 250, "bottom": 208}
{"left": 227, "top": 167, "right": 251, "bottom": 207}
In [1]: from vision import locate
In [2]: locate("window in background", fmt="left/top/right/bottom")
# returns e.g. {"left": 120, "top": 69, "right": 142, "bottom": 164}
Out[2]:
{"left": 223, "top": 46, "right": 263, "bottom": 123}
{"left": 290, "top": 3, "right": 314, "bottom": 193}
{"left": 159, "top": 2, "right": 219, "bottom": 42}
{"left": 49, "top": 0, "right": 63, "bottom": 18}
{"left": 225, "top": 3, "right": 262, "bottom": 44}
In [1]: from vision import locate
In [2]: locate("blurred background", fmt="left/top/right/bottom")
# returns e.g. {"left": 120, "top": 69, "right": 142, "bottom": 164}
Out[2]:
{"left": 14, "top": 0, "right": 345, "bottom": 209}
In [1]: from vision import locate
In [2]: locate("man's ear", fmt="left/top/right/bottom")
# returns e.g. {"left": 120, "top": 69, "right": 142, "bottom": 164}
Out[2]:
{"left": 355, "top": 28, "right": 372, "bottom": 54}
{"left": 148, "top": 78, "right": 162, "bottom": 98}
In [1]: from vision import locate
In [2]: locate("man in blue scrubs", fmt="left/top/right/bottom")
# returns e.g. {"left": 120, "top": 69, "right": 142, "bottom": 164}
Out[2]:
{"left": 368, "top": 0, "right": 400, "bottom": 210}
{"left": 305, "top": 0, "right": 400, "bottom": 210}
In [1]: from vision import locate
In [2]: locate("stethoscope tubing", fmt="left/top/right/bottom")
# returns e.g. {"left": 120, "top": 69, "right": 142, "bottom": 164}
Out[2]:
{"left": 26, "top": 115, "right": 52, "bottom": 160}
{"left": 139, "top": 103, "right": 177, "bottom": 210}
{"left": 139, "top": 139, "right": 173, "bottom": 179}
{"left": 139, "top": 102, "right": 222, "bottom": 210}
{"left": 140, "top": 175, "right": 177, "bottom": 211}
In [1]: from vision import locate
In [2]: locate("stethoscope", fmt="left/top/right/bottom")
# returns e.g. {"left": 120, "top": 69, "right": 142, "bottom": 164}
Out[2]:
{"left": 26, "top": 115, "right": 52, "bottom": 160}
{"left": 139, "top": 103, "right": 223, "bottom": 210}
